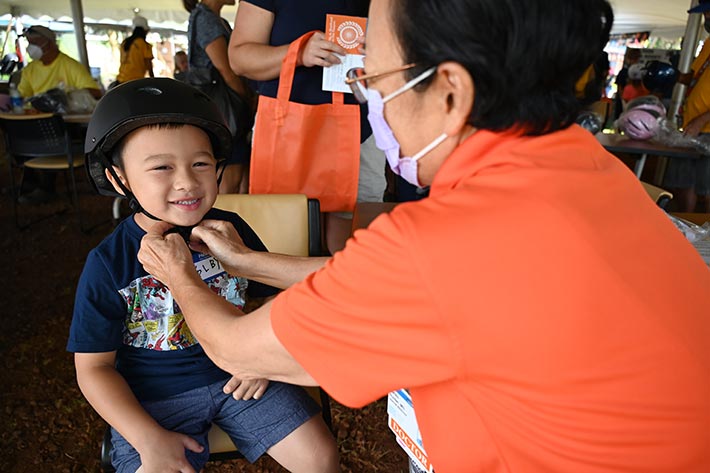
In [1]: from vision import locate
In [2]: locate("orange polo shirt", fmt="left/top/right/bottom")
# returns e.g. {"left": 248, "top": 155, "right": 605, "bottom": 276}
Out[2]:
{"left": 271, "top": 126, "right": 710, "bottom": 473}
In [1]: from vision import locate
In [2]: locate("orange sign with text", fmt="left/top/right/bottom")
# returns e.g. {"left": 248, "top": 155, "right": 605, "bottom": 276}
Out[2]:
{"left": 325, "top": 14, "right": 367, "bottom": 52}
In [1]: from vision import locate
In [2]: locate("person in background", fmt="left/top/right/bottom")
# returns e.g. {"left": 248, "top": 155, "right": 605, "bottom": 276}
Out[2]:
{"left": 139, "top": 0, "right": 710, "bottom": 472}
{"left": 621, "top": 62, "right": 649, "bottom": 106}
{"left": 575, "top": 49, "right": 610, "bottom": 107}
{"left": 183, "top": 0, "right": 255, "bottom": 195}
{"left": 664, "top": 0, "right": 710, "bottom": 212}
{"left": 174, "top": 50, "right": 189, "bottom": 81}
{"left": 229, "top": 0, "right": 387, "bottom": 254}
{"left": 112, "top": 15, "right": 154, "bottom": 88}
{"left": 17, "top": 25, "right": 102, "bottom": 204}
{"left": 17, "top": 25, "right": 101, "bottom": 100}
{"left": 614, "top": 47, "right": 642, "bottom": 118}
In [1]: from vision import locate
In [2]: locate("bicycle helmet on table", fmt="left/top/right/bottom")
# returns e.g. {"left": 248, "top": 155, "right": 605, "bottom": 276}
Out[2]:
{"left": 616, "top": 95, "right": 667, "bottom": 140}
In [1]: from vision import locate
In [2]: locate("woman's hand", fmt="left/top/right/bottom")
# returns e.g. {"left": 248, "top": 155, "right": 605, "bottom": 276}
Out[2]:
{"left": 138, "top": 221, "right": 194, "bottom": 288}
{"left": 189, "top": 220, "right": 253, "bottom": 275}
{"left": 298, "top": 31, "right": 347, "bottom": 68}
{"left": 222, "top": 376, "right": 270, "bottom": 400}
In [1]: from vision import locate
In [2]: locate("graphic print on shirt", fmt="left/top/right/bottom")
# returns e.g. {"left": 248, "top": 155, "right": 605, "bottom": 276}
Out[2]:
{"left": 118, "top": 252, "right": 248, "bottom": 351}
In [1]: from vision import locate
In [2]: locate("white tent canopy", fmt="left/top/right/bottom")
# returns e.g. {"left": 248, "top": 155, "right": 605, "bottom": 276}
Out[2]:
{"left": 0, "top": 0, "right": 698, "bottom": 36}
{"left": 610, "top": 0, "right": 695, "bottom": 38}
{"left": 0, "top": 0, "right": 238, "bottom": 30}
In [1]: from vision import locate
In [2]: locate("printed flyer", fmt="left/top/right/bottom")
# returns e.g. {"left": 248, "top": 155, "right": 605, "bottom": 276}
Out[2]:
{"left": 322, "top": 14, "right": 367, "bottom": 93}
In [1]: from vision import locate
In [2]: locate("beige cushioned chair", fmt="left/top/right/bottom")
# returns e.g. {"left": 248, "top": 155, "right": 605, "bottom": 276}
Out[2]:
{"left": 101, "top": 194, "right": 330, "bottom": 470}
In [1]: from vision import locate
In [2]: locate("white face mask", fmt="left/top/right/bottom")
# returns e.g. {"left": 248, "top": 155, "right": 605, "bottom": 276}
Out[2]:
{"left": 27, "top": 44, "right": 44, "bottom": 61}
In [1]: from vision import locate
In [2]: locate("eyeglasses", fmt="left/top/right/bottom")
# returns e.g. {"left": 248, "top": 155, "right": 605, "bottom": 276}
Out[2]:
{"left": 345, "top": 63, "right": 416, "bottom": 104}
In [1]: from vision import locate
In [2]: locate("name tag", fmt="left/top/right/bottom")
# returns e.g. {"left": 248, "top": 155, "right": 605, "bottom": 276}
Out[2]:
{"left": 194, "top": 255, "right": 223, "bottom": 282}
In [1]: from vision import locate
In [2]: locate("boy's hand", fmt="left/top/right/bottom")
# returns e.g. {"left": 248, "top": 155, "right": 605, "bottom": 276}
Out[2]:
{"left": 137, "top": 428, "right": 203, "bottom": 473}
{"left": 139, "top": 221, "right": 194, "bottom": 288}
{"left": 223, "top": 376, "right": 269, "bottom": 400}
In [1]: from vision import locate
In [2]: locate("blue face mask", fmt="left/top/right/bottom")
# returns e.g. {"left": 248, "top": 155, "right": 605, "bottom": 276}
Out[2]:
{"left": 366, "top": 67, "right": 448, "bottom": 187}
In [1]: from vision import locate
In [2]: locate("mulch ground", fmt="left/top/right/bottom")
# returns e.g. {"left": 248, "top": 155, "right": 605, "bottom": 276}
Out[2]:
{"left": 0, "top": 160, "right": 409, "bottom": 472}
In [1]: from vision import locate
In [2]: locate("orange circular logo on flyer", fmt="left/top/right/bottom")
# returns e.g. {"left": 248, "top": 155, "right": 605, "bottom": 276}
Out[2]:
{"left": 337, "top": 21, "right": 364, "bottom": 49}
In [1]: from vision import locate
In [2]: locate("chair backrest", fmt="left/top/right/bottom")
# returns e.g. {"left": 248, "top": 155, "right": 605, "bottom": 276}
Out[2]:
{"left": 209, "top": 193, "right": 328, "bottom": 456}
{"left": 213, "top": 193, "right": 322, "bottom": 256}
{"left": 0, "top": 112, "right": 71, "bottom": 159}
{"left": 641, "top": 181, "right": 673, "bottom": 209}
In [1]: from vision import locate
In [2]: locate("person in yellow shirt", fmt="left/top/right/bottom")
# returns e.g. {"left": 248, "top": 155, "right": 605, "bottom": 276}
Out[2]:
{"left": 17, "top": 25, "right": 101, "bottom": 100}
{"left": 16, "top": 25, "right": 102, "bottom": 204}
{"left": 664, "top": 0, "right": 710, "bottom": 212}
{"left": 113, "top": 16, "right": 154, "bottom": 87}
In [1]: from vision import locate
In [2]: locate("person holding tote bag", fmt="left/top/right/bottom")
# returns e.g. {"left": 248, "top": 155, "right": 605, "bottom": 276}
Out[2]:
{"left": 229, "top": 0, "right": 387, "bottom": 254}
{"left": 184, "top": 0, "right": 255, "bottom": 194}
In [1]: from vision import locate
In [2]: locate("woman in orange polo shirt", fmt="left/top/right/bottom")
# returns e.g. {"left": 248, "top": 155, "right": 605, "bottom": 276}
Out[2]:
{"left": 139, "top": 0, "right": 710, "bottom": 471}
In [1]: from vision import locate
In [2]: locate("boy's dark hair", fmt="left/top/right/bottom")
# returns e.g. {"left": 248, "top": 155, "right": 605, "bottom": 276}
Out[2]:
{"left": 392, "top": 0, "right": 613, "bottom": 135}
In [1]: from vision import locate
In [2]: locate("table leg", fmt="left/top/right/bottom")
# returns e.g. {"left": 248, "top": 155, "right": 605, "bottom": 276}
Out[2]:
{"left": 653, "top": 156, "right": 668, "bottom": 186}
{"left": 634, "top": 153, "right": 647, "bottom": 179}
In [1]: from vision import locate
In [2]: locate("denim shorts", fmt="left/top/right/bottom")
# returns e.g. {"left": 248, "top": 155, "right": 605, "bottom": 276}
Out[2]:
{"left": 109, "top": 379, "right": 320, "bottom": 472}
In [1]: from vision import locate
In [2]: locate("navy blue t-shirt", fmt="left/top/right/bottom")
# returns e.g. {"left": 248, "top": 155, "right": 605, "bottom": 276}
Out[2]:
{"left": 67, "top": 208, "right": 279, "bottom": 402}
{"left": 244, "top": 0, "right": 372, "bottom": 141}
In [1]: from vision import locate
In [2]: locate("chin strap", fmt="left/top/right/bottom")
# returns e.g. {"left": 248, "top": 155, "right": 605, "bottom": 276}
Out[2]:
{"left": 164, "top": 224, "right": 197, "bottom": 242}
{"left": 216, "top": 159, "right": 227, "bottom": 188}
{"left": 98, "top": 148, "right": 162, "bottom": 221}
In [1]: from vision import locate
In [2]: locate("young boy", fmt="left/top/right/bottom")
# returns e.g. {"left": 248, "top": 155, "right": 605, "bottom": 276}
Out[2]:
{"left": 67, "top": 78, "right": 339, "bottom": 473}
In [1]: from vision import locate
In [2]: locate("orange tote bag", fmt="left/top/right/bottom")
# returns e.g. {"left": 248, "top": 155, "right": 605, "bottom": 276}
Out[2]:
{"left": 249, "top": 31, "right": 360, "bottom": 212}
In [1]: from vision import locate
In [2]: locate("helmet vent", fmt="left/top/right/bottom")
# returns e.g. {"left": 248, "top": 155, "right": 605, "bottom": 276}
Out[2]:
{"left": 137, "top": 86, "right": 163, "bottom": 96}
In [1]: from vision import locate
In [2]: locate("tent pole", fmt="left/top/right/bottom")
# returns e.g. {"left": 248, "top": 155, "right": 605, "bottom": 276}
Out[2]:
{"left": 69, "top": 0, "right": 90, "bottom": 70}
{"left": 669, "top": 0, "right": 703, "bottom": 125}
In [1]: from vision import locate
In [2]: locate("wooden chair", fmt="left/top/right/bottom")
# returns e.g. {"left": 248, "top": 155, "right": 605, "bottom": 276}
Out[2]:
{"left": 0, "top": 112, "right": 87, "bottom": 231}
{"left": 100, "top": 194, "right": 330, "bottom": 471}
{"left": 641, "top": 181, "right": 673, "bottom": 209}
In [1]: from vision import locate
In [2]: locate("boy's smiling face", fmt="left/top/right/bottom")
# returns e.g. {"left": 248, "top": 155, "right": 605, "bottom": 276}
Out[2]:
{"left": 108, "top": 124, "right": 219, "bottom": 231}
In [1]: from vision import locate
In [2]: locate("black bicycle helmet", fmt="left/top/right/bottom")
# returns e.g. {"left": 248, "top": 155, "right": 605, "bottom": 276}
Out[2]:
{"left": 85, "top": 77, "right": 232, "bottom": 199}
{"left": 642, "top": 60, "right": 678, "bottom": 99}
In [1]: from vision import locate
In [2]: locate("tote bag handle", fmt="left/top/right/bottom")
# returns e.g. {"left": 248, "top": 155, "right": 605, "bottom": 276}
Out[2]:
{"left": 276, "top": 31, "right": 344, "bottom": 121}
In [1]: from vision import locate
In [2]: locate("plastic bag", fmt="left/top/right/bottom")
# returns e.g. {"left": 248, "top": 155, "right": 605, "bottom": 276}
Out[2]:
{"left": 575, "top": 111, "right": 603, "bottom": 134}
{"left": 66, "top": 88, "right": 97, "bottom": 113}
{"left": 27, "top": 87, "right": 68, "bottom": 114}
{"left": 614, "top": 95, "right": 710, "bottom": 155}
{"left": 666, "top": 213, "right": 710, "bottom": 243}
{"left": 655, "top": 119, "right": 710, "bottom": 155}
